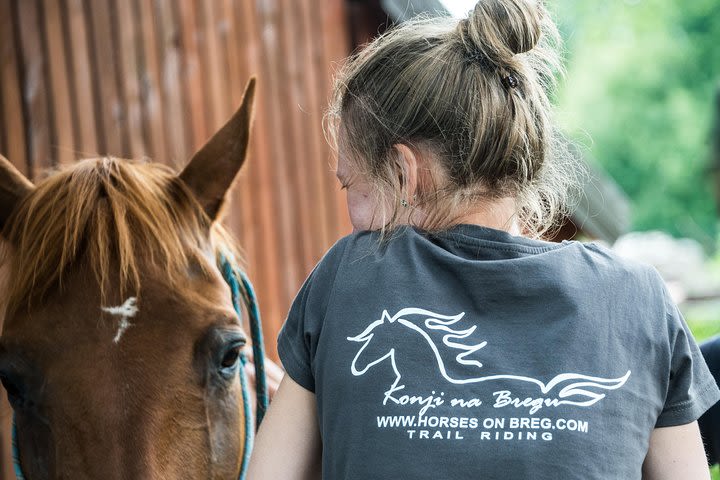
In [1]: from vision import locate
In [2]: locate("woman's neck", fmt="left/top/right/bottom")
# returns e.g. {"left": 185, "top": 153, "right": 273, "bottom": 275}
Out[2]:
{"left": 453, "top": 197, "right": 521, "bottom": 235}
{"left": 408, "top": 196, "right": 520, "bottom": 235}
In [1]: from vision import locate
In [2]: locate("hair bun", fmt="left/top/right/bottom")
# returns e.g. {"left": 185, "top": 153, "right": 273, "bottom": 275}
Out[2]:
{"left": 464, "top": 0, "right": 543, "bottom": 59}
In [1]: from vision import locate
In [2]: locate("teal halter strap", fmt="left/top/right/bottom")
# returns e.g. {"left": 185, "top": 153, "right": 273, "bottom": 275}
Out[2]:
{"left": 12, "top": 416, "right": 24, "bottom": 480}
{"left": 220, "top": 255, "right": 269, "bottom": 429}
{"left": 12, "top": 256, "right": 267, "bottom": 480}
{"left": 219, "top": 254, "right": 269, "bottom": 479}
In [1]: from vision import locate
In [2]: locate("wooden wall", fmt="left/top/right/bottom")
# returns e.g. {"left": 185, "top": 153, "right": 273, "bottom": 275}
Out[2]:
{"left": 0, "top": 0, "right": 353, "bottom": 355}
{"left": 9, "top": 0, "right": 355, "bottom": 475}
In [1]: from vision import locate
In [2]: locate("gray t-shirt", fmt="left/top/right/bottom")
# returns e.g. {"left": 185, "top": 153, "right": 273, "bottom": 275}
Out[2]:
{"left": 278, "top": 224, "right": 720, "bottom": 479}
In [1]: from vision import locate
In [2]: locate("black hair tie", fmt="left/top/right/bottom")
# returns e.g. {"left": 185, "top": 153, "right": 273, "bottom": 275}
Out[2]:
{"left": 466, "top": 49, "right": 493, "bottom": 70}
{"left": 465, "top": 48, "right": 520, "bottom": 90}
{"left": 502, "top": 73, "right": 519, "bottom": 89}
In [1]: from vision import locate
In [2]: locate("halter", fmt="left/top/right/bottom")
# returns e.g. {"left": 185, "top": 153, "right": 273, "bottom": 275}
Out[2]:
{"left": 12, "top": 255, "right": 269, "bottom": 480}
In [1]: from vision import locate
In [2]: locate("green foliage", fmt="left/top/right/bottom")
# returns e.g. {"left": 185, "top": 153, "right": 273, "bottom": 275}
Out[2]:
{"left": 549, "top": 0, "right": 720, "bottom": 249}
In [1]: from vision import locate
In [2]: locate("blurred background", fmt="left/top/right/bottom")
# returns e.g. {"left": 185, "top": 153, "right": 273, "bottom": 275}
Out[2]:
{"left": 0, "top": 0, "right": 718, "bottom": 475}
{"left": 550, "top": 0, "right": 720, "bottom": 343}
{"left": 443, "top": 0, "right": 720, "bottom": 333}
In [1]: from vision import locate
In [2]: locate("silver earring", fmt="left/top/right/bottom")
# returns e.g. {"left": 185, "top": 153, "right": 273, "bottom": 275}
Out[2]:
{"left": 401, "top": 199, "right": 409, "bottom": 208}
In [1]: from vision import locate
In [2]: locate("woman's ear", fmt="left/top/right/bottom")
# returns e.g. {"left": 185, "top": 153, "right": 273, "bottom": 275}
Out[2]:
{"left": 392, "top": 144, "right": 420, "bottom": 204}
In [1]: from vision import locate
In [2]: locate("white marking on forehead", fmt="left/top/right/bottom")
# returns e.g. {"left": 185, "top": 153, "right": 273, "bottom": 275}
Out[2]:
{"left": 102, "top": 297, "right": 138, "bottom": 344}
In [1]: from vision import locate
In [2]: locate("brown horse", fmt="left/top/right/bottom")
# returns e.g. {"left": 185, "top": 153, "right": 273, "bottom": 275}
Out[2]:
{"left": 0, "top": 79, "right": 258, "bottom": 479}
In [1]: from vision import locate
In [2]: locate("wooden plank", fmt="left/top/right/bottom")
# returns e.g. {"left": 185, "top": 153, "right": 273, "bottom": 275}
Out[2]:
{"left": 221, "top": 0, "right": 243, "bottom": 109}
{"left": 85, "top": 0, "right": 127, "bottom": 156}
{"left": 42, "top": 0, "right": 75, "bottom": 165}
{"left": 194, "top": 0, "right": 262, "bottom": 328}
{"left": 279, "top": 0, "right": 315, "bottom": 278}
{"left": 275, "top": 0, "right": 305, "bottom": 295}
{"left": 114, "top": 0, "right": 146, "bottom": 159}
{"left": 223, "top": 0, "right": 256, "bottom": 277}
{"left": 16, "top": 0, "right": 54, "bottom": 178}
{"left": 176, "top": 0, "right": 208, "bottom": 154}
{"left": 0, "top": 0, "right": 29, "bottom": 175}
{"left": 64, "top": 0, "right": 98, "bottom": 157}
{"left": 257, "top": 0, "right": 301, "bottom": 322}
{"left": 198, "top": 0, "right": 227, "bottom": 132}
{"left": 35, "top": 0, "right": 60, "bottom": 169}
{"left": 189, "top": 0, "right": 215, "bottom": 150}
{"left": 169, "top": 0, "right": 195, "bottom": 166}
{"left": 153, "top": 0, "right": 187, "bottom": 167}
{"left": 292, "top": 0, "right": 317, "bottom": 272}
{"left": 227, "top": 0, "right": 261, "bottom": 303}
{"left": 299, "top": 0, "right": 333, "bottom": 261}
{"left": 241, "top": 0, "right": 288, "bottom": 358}
{"left": 133, "top": 0, "right": 167, "bottom": 163}
{"left": 320, "top": 0, "right": 353, "bottom": 237}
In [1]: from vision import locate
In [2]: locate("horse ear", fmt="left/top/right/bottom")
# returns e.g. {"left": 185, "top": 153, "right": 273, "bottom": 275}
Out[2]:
{"left": 0, "top": 154, "right": 34, "bottom": 232}
{"left": 179, "top": 77, "right": 256, "bottom": 221}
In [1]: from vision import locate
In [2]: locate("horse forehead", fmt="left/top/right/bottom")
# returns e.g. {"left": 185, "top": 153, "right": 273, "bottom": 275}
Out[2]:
{"left": 0, "top": 297, "right": 214, "bottom": 398}
{"left": 2, "top": 267, "right": 234, "bottom": 351}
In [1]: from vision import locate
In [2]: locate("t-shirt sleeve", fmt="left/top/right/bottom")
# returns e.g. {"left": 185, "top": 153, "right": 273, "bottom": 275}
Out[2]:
{"left": 655, "top": 282, "right": 720, "bottom": 427}
{"left": 276, "top": 237, "right": 349, "bottom": 393}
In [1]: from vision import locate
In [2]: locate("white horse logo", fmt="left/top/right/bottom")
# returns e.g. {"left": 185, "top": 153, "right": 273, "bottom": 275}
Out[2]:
{"left": 347, "top": 307, "right": 631, "bottom": 409}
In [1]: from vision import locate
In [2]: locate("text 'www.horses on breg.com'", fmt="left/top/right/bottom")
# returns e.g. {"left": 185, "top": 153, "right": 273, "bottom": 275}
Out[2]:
{"left": 376, "top": 415, "right": 589, "bottom": 441}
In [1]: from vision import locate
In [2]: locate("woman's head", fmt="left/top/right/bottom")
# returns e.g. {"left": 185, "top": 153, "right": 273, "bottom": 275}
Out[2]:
{"left": 328, "top": 0, "right": 578, "bottom": 237}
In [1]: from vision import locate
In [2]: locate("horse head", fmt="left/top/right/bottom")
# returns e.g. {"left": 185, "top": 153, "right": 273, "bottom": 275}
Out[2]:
{"left": 0, "top": 79, "right": 256, "bottom": 479}
{"left": 347, "top": 310, "right": 404, "bottom": 376}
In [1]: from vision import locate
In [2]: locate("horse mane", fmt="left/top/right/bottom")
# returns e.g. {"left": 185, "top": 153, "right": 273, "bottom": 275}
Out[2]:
{"left": 387, "top": 308, "right": 487, "bottom": 369}
{"left": 0, "top": 157, "right": 239, "bottom": 313}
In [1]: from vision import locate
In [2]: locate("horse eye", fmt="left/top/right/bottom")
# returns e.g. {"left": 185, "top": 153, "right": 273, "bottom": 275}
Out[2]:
{"left": 221, "top": 347, "right": 241, "bottom": 369}
{"left": 218, "top": 339, "right": 245, "bottom": 377}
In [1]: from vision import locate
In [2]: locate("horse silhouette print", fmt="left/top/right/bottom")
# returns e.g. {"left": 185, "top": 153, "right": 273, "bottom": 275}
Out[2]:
{"left": 347, "top": 308, "right": 631, "bottom": 410}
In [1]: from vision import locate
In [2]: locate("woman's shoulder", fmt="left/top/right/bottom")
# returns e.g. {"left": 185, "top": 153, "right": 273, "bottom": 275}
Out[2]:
{"left": 562, "top": 238, "right": 668, "bottom": 297}
{"left": 325, "top": 229, "right": 667, "bottom": 293}
{"left": 308, "top": 230, "right": 384, "bottom": 281}
{"left": 574, "top": 238, "right": 660, "bottom": 275}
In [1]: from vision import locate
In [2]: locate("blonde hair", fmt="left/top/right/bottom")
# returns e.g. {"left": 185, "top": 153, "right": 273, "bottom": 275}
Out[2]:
{"left": 327, "top": 0, "right": 581, "bottom": 238}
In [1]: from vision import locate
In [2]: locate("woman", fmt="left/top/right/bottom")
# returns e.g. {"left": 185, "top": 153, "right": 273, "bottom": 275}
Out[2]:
{"left": 249, "top": 0, "right": 718, "bottom": 477}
